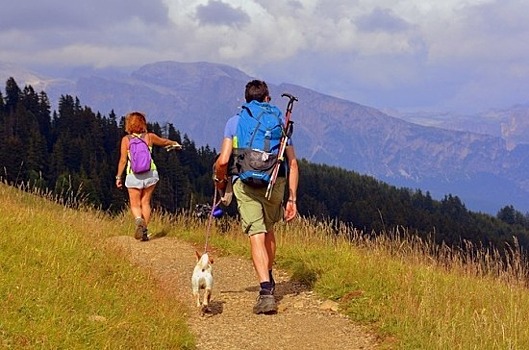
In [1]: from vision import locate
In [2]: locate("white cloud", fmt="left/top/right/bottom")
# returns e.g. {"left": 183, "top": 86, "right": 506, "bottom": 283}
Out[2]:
{"left": 1, "top": 0, "right": 529, "bottom": 112}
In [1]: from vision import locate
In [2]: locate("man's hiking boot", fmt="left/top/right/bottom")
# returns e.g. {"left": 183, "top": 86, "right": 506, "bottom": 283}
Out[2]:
{"left": 253, "top": 294, "right": 277, "bottom": 315}
{"left": 134, "top": 217, "right": 146, "bottom": 240}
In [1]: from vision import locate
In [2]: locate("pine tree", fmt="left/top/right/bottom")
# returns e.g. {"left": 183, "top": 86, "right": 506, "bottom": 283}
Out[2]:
{"left": 4, "top": 77, "right": 20, "bottom": 114}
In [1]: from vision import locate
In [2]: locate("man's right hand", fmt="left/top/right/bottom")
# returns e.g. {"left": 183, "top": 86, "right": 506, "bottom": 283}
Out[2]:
{"left": 213, "top": 161, "right": 228, "bottom": 190}
{"left": 214, "top": 176, "right": 228, "bottom": 191}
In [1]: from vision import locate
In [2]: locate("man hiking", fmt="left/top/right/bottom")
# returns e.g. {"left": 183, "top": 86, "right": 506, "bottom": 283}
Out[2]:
{"left": 214, "top": 80, "right": 299, "bottom": 314}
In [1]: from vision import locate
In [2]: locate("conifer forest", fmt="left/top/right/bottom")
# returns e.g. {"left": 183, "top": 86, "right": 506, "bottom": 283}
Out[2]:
{"left": 2, "top": 77, "right": 529, "bottom": 260}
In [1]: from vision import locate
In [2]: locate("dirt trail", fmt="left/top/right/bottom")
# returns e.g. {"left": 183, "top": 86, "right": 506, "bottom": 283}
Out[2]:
{"left": 110, "top": 235, "right": 379, "bottom": 350}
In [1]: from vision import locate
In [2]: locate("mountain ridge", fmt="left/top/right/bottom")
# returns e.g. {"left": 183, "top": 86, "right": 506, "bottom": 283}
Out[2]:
{"left": 1, "top": 61, "right": 527, "bottom": 214}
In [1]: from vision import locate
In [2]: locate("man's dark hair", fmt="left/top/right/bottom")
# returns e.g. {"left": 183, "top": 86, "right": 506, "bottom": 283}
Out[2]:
{"left": 245, "top": 80, "right": 269, "bottom": 103}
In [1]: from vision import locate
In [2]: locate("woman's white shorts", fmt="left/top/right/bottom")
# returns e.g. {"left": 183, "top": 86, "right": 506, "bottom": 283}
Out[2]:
{"left": 125, "top": 170, "right": 159, "bottom": 189}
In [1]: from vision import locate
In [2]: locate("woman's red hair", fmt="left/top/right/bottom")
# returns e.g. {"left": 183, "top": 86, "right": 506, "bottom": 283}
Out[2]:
{"left": 125, "top": 111, "right": 147, "bottom": 134}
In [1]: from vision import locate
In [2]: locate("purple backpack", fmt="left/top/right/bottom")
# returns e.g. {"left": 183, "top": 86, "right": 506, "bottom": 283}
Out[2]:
{"left": 128, "top": 134, "right": 152, "bottom": 174}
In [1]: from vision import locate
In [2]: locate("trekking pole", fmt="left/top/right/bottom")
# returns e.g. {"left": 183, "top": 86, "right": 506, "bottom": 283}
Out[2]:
{"left": 265, "top": 93, "right": 298, "bottom": 200}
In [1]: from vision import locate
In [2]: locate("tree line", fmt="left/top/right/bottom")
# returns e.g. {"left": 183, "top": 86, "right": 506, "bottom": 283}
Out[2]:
{"left": 1, "top": 77, "right": 529, "bottom": 257}
{"left": 0, "top": 77, "right": 217, "bottom": 214}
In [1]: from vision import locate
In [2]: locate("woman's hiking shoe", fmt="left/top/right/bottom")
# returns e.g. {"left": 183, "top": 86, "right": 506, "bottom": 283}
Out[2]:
{"left": 141, "top": 228, "right": 150, "bottom": 242}
{"left": 253, "top": 294, "right": 277, "bottom": 315}
{"left": 134, "top": 217, "right": 146, "bottom": 240}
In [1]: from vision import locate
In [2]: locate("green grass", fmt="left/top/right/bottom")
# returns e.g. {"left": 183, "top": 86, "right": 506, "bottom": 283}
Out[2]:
{"left": 167, "top": 215, "right": 529, "bottom": 349}
{"left": 4, "top": 183, "right": 529, "bottom": 349}
{"left": 0, "top": 184, "right": 194, "bottom": 349}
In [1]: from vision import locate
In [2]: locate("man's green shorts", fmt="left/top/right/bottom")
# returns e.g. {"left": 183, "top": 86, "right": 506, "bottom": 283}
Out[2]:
{"left": 233, "top": 177, "right": 286, "bottom": 236}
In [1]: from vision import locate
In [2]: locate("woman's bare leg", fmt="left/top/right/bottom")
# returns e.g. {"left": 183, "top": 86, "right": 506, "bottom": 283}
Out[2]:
{"left": 140, "top": 184, "right": 156, "bottom": 225}
{"left": 127, "top": 188, "right": 142, "bottom": 219}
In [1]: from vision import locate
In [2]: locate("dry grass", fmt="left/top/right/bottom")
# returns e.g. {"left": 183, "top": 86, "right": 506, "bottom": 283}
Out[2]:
{"left": 0, "top": 183, "right": 195, "bottom": 349}
{"left": 167, "top": 214, "right": 529, "bottom": 349}
{"left": 4, "top": 182, "right": 529, "bottom": 349}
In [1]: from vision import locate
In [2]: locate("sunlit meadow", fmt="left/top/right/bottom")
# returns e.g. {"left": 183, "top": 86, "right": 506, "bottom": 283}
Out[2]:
{"left": 3, "top": 182, "right": 529, "bottom": 349}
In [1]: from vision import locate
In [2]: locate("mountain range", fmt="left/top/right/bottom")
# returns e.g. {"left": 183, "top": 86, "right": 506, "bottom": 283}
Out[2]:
{"left": 1, "top": 61, "right": 528, "bottom": 214}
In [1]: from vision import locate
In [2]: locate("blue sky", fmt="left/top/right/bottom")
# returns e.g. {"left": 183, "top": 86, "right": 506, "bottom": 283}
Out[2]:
{"left": 1, "top": 0, "right": 529, "bottom": 113}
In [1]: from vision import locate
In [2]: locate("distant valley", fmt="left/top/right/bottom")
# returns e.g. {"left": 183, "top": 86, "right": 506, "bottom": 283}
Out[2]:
{"left": 1, "top": 61, "right": 528, "bottom": 214}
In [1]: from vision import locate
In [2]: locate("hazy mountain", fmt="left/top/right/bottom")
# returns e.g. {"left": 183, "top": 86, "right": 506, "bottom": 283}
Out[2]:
{"left": 1, "top": 61, "right": 528, "bottom": 214}
{"left": 386, "top": 106, "right": 529, "bottom": 151}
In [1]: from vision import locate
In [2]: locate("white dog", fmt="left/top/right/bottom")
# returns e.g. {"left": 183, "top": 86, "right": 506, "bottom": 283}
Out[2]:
{"left": 191, "top": 251, "right": 214, "bottom": 310}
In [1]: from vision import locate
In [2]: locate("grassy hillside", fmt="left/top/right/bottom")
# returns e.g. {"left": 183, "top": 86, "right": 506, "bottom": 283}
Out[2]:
{"left": 174, "top": 216, "right": 529, "bottom": 349}
{"left": 3, "top": 183, "right": 529, "bottom": 349}
{"left": 0, "top": 184, "right": 194, "bottom": 349}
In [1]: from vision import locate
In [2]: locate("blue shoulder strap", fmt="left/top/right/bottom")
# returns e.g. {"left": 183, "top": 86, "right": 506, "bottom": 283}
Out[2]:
{"left": 238, "top": 103, "right": 262, "bottom": 149}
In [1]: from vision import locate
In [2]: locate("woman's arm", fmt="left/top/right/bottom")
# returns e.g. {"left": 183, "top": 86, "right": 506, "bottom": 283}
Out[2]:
{"left": 115, "top": 136, "right": 128, "bottom": 188}
{"left": 149, "top": 133, "right": 181, "bottom": 148}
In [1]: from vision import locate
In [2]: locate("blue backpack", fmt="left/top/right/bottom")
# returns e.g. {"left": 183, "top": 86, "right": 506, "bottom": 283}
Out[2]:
{"left": 128, "top": 134, "right": 152, "bottom": 174}
{"left": 232, "top": 101, "right": 284, "bottom": 188}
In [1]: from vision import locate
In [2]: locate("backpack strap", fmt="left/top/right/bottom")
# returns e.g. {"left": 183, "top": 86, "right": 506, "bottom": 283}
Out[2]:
{"left": 240, "top": 105, "right": 262, "bottom": 149}
{"left": 141, "top": 133, "right": 151, "bottom": 147}
{"left": 129, "top": 133, "right": 150, "bottom": 149}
